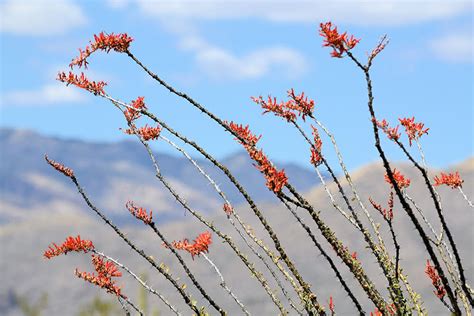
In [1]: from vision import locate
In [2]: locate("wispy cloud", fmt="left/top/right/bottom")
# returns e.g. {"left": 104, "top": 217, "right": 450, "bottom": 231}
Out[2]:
{"left": 429, "top": 32, "right": 473, "bottom": 63}
{"left": 179, "top": 35, "right": 307, "bottom": 80}
{"left": 133, "top": 0, "right": 470, "bottom": 26}
{"left": 0, "top": 0, "right": 87, "bottom": 36}
{"left": 1, "top": 84, "right": 85, "bottom": 107}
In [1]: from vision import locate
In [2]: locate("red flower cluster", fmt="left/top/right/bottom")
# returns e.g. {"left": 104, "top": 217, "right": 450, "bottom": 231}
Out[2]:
{"left": 75, "top": 255, "right": 123, "bottom": 297}
{"left": 57, "top": 71, "right": 107, "bottom": 95}
{"left": 125, "top": 201, "right": 153, "bottom": 224}
{"left": 310, "top": 125, "right": 323, "bottom": 166}
{"left": 251, "top": 89, "right": 314, "bottom": 122}
{"left": 374, "top": 119, "right": 400, "bottom": 141}
{"left": 124, "top": 96, "right": 147, "bottom": 123}
{"left": 44, "top": 235, "right": 94, "bottom": 259}
{"left": 70, "top": 32, "right": 133, "bottom": 69}
{"left": 385, "top": 169, "right": 411, "bottom": 189}
{"left": 171, "top": 231, "right": 212, "bottom": 260}
{"left": 223, "top": 203, "right": 233, "bottom": 217}
{"left": 227, "top": 121, "right": 261, "bottom": 146}
{"left": 425, "top": 260, "right": 446, "bottom": 299}
{"left": 319, "top": 22, "right": 360, "bottom": 58}
{"left": 329, "top": 296, "right": 335, "bottom": 313}
{"left": 399, "top": 117, "right": 429, "bottom": 146}
{"left": 369, "top": 191, "right": 394, "bottom": 221}
{"left": 44, "top": 155, "right": 74, "bottom": 178}
{"left": 227, "top": 121, "right": 288, "bottom": 193}
{"left": 124, "top": 124, "right": 162, "bottom": 141}
{"left": 433, "top": 172, "right": 464, "bottom": 189}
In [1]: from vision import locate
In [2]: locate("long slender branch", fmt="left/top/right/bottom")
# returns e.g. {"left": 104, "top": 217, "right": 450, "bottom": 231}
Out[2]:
{"left": 129, "top": 123, "right": 289, "bottom": 315}
{"left": 68, "top": 175, "right": 201, "bottom": 314}
{"left": 202, "top": 253, "right": 250, "bottom": 315}
{"left": 124, "top": 51, "right": 324, "bottom": 314}
{"left": 290, "top": 121, "right": 407, "bottom": 313}
{"left": 346, "top": 50, "right": 461, "bottom": 314}
{"left": 159, "top": 134, "right": 304, "bottom": 313}
{"left": 278, "top": 195, "right": 365, "bottom": 315}
{"left": 394, "top": 137, "right": 472, "bottom": 307}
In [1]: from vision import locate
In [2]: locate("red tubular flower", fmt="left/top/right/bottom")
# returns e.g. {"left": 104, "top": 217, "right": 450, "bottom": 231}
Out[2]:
{"left": 124, "top": 96, "right": 147, "bottom": 123}
{"left": 70, "top": 32, "right": 134, "bottom": 69}
{"left": 287, "top": 89, "right": 315, "bottom": 121}
{"left": 227, "top": 121, "right": 288, "bottom": 193}
{"left": 171, "top": 231, "right": 212, "bottom": 260}
{"left": 374, "top": 118, "right": 400, "bottom": 141}
{"left": 75, "top": 255, "right": 123, "bottom": 297}
{"left": 223, "top": 203, "right": 233, "bottom": 217}
{"left": 369, "top": 191, "right": 394, "bottom": 221}
{"left": 57, "top": 71, "right": 107, "bottom": 95}
{"left": 124, "top": 124, "right": 162, "bottom": 141}
{"left": 425, "top": 260, "right": 446, "bottom": 299}
{"left": 125, "top": 201, "right": 153, "bottom": 224}
{"left": 399, "top": 117, "right": 429, "bottom": 146}
{"left": 226, "top": 121, "right": 261, "bottom": 146}
{"left": 433, "top": 171, "right": 464, "bottom": 189}
{"left": 319, "top": 22, "right": 360, "bottom": 58}
{"left": 385, "top": 169, "right": 411, "bottom": 189}
{"left": 310, "top": 125, "right": 323, "bottom": 166}
{"left": 251, "top": 89, "right": 315, "bottom": 122}
{"left": 44, "top": 155, "right": 74, "bottom": 178}
{"left": 44, "top": 235, "right": 94, "bottom": 259}
{"left": 329, "top": 296, "right": 335, "bottom": 313}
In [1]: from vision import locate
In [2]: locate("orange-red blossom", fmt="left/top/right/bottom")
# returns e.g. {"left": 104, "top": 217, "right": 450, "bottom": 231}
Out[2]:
{"left": 70, "top": 32, "right": 133, "bottom": 69}
{"left": 45, "top": 155, "right": 74, "bottom": 178}
{"left": 433, "top": 171, "right": 464, "bottom": 189}
{"left": 44, "top": 235, "right": 94, "bottom": 259}
{"left": 125, "top": 201, "right": 153, "bottom": 224}
{"left": 171, "top": 231, "right": 212, "bottom": 260}
{"left": 319, "top": 22, "right": 360, "bottom": 58}
{"left": 75, "top": 255, "right": 123, "bottom": 297}
{"left": 227, "top": 121, "right": 288, "bottom": 193}
{"left": 385, "top": 169, "right": 411, "bottom": 189}
{"left": 57, "top": 71, "right": 107, "bottom": 95}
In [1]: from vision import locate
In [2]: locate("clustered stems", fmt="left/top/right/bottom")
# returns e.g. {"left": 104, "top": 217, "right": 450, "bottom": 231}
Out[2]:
{"left": 346, "top": 50, "right": 462, "bottom": 314}
{"left": 45, "top": 24, "right": 473, "bottom": 316}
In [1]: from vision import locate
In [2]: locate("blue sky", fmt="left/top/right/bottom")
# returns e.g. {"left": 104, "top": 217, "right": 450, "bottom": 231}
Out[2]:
{"left": 0, "top": 0, "right": 472, "bottom": 171}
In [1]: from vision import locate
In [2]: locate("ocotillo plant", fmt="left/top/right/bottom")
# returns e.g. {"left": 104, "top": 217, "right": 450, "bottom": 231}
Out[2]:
{"left": 43, "top": 22, "right": 473, "bottom": 315}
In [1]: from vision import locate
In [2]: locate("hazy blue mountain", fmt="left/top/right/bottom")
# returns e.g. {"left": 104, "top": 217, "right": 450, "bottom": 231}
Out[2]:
{"left": 0, "top": 128, "right": 323, "bottom": 224}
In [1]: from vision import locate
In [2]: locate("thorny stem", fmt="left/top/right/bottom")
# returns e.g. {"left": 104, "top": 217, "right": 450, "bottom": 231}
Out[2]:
{"left": 106, "top": 94, "right": 306, "bottom": 314}
{"left": 123, "top": 123, "right": 227, "bottom": 315}
{"left": 458, "top": 187, "right": 474, "bottom": 208}
{"left": 149, "top": 222, "right": 226, "bottom": 315}
{"left": 310, "top": 116, "right": 388, "bottom": 252}
{"left": 125, "top": 52, "right": 322, "bottom": 313}
{"left": 291, "top": 121, "right": 407, "bottom": 314}
{"left": 68, "top": 175, "right": 201, "bottom": 315}
{"left": 118, "top": 295, "right": 143, "bottom": 316}
{"left": 346, "top": 50, "right": 462, "bottom": 314}
{"left": 128, "top": 121, "right": 289, "bottom": 315}
{"left": 278, "top": 195, "right": 365, "bottom": 315}
{"left": 202, "top": 253, "right": 250, "bottom": 315}
{"left": 394, "top": 138, "right": 473, "bottom": 307}
{"left": 159, "top": 134, "right": 305, "bottom": 314}
{"left": 93, "top": 250, "right": 181, "bottom": 315}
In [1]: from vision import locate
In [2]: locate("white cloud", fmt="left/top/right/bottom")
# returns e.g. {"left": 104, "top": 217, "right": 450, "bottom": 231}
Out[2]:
{"left": 0, "top": 0, "right": 87, "bottom": 36}
{"left": 134, "top": 0, "right": 471, "bottom": 26}
{"left": 1, "top": 84, "right": 85, "bottom": 107}
{"left": 179, "top": 35, "right": 307, "bottom": 80}
{"left": 430, "top": 32, "right": 473, "bottom": 63}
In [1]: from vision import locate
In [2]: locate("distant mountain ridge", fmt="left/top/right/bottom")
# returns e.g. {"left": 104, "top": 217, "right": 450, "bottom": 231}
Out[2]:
{"left": 0, "top": 128, "right": 323, "bottom": 224}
